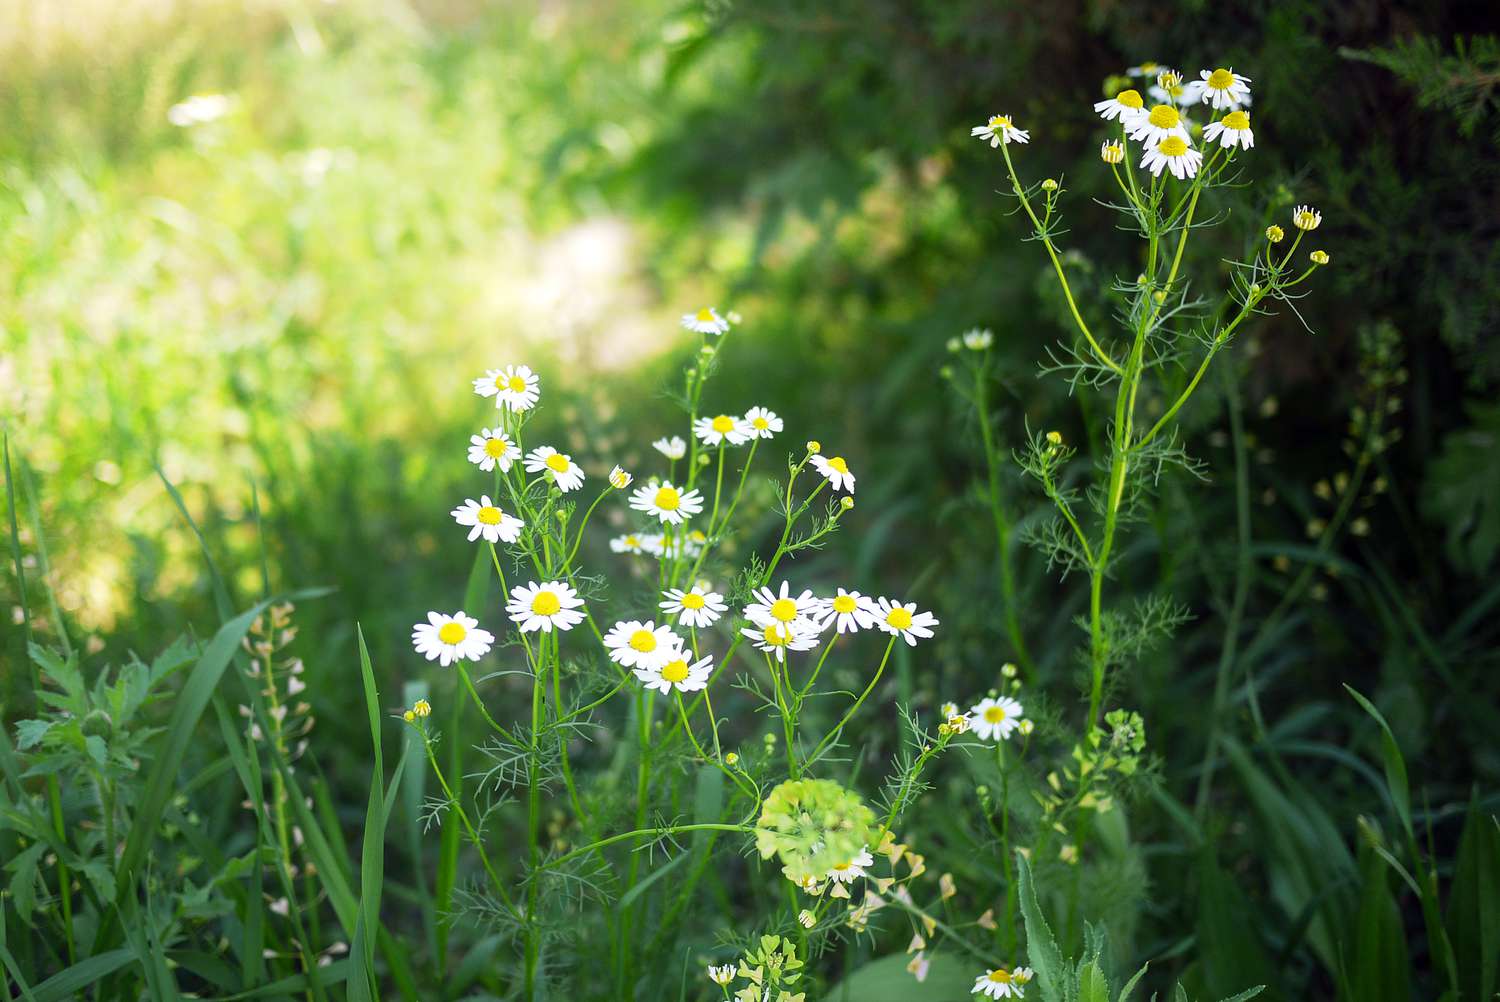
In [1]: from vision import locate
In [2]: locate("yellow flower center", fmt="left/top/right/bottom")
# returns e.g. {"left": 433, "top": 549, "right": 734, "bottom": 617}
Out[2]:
{"left": 654, "top": 486, "right": 681, "bottom": 511}
{"left": 484, "top": 437, "right": 508, "bottom": 457}
{"left": 628, "top": 629, "right": 657, "bottom": 652}
{"left": 1159, "top": 136, "right": 1188, "bottom": 157}
{"left": 1207, "top": 68, "right": 1235, "bottom": 89}
{"left": 989, "top": 115, "right": 1011, "bottom": 129}
{"left": 711, "top": 415, "right": 735, "bottom": 434}
{"left": 545, "top": 453, "right": 570, "bottom": 473}
{"left": 1139, "top": 62, "right": 1158, "bottom": 74}
{"left": 695, "top": 307, "right": 714, "bottom": 323}
{"left": 477, "top": 505, "right": 503, "bottom": 525}
{"left": 984, "top": 706, "right": 1006, "bottom": 723}
{"left": 770, "top": 598, "right": 799, "bottom": 622}
{"left": 681, "top": 593, "right": 706, "bottom": 609}
{"left": 1223, "top": 110, "right": 1249, "bottom": 130}
{"left": 762, "top": 624, "right": 788, "bottom": 646}
{"left": 832, "top": 594, "right": 857, "bottom": 613}
{"left": 1116, "top": 88, "right": 1143, "bottom": 109}
{"left": 660, "top": 659, "right": 689, "bottom": 683}
{"left": 885, "top": 607, "right": 913, "bottom": 630}
{"left": 531, "top": 591, "right": 561, "bottom": 616}
{"left": 752, "top": 417, "right": 768, "bottom": 429}
{"left": 827, "top": 456, "right": 849, "bottom": 474}
{"left": 988, "top": 969, "right": 1013, "bottom": 984}
{"left": 507, "top": 375, "right": 528, "bottom": 393}
{"left": 831, "top": 861, "right": 851, "bottom": 872}
{"left": 437, "top": 622, "right": 466, "bottom": 644}
{"left": 1147, "top": 104, "right": 1179, "bottom": 129}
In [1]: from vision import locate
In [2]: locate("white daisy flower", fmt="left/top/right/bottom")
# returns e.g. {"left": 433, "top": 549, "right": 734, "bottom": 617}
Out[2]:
{"left": 1293, "top": 204, "right": 1322, "bottom": 231}
{"left": 971, "top": 113, "right": 1029, "bottom": 147}
{"left": 970, "top": 696, "right": 1024, "bottom": 741}
{"left": 451, "top": 496, "right": 524, "bottom": 544}
{"left": 1127, "top": 104, "right": 1191, "bottom": 146}
{"left": 1140, "top": 136, "right": 1203, "bottom": 179}
{"left": 640, "top": 533, "right": 666, "bottom": 557}
{"left": 506, "top": 580, "right": 586, "bottom": 633}
{"left": 741, "top": 619, "right": 819, "bottom": 662}
{"left": 826, "top": 846, "right": 873, "bottom": 884}
{"left": 473, "top": 365, "right": 540, "bottom": 412}
{"left": 972, "top": 967, "right": 1028, "bottom": 999}
{"left": 871, "top": 597, "right": 938, "bottom": 646}
{"left": 661, "top": 584, "right": 728, "bottom": 628}
{"left": 693, "top": 413, "right": 752, "bottom": 447}
{"left": 743, "top": 406, "right": 783, "bottom": 440}
{"left": 810, "top": 453, "right": 856, "bottom": 493}
{"left": 610, "top": 532, "right": 648, "bottom": 554}
{"left": 961, "top": 328, "right": 994, "bottom": 350}
{"left": 634, "top": 650, "right": 713, "bottom": 693}
{"left": 467, "top": 428, "right": 521, "bottom": 472}
{"left": 1185, "top": 67, "right": 1252, "bottom": 110}
{"left": 815, "top": 588, "right": 877, "bottom": 634}
{"left": 628, "top": 480, "right": 705, "bottom": 524}
{"left": 653, "top": 436, "right": 687, "bottom": 460}
{"left": 608, "top": 465, "right": 633, "bottom": 489}
{"left": 412, "top": 611, "right": 494, "bottom": 667}
{"left": 707, "top": 965, "right": 736, "bottom": 986}
{"left": 940, "top": 701, "right": 959, "bottom": 719}
{"left": 682, "top": 307, "right": 731, "bottom": 335}
{"left": 602, "top": 619, "right": 681, "bottom": 670}
{"left": 1148, "top": 77, "right": 1192, "bottom": 109}
{"left": 1100, "top": 141, "right": 1125, "bottom": 164}
{"left": 745, "top": 581, "right": 822, "bottom": 634}
{"left": 524, "top": 446, "right": 586, "bottom": 492}
{"left": 1126, "top": 61, "right": 1163, "bottom": 78}
{"left": 1202, "top": 109, "right": 1254, "bottom": 150}
{"left": 1092, "top": 88, "right": 1145, "bottom": 123}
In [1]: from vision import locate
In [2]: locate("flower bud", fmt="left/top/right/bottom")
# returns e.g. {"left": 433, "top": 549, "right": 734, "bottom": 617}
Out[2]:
{"left": 1041, "top": 178, "right": 1058, "bottom": 191}
{"left": 403, "top": 710, "right": 416, "bottom": 723}
{"left": 1310, "top": 249, "right": 1329, "bottom": 265}
{"left": 1045, "top": 430, "right": 1062, "bottom": 446}
{"left": 806, "top": 440, "right": 821, "bottom": 454}
{"left": 840, "top": 496, "right": 854, "bottom": 510}
{"left": 724, "top": 751, "right": 739, "bottom": 766}
{"left": 1265, "top": 224, "right": 1284, "bottom": 243}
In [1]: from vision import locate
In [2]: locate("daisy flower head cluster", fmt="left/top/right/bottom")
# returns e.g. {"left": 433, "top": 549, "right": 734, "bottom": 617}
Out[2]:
{"left": 971, "top": 965, "right": 1035, "bottom": 999}
{"left": 941, "top": 666, "right": 1032, "bottom": 743}
{"left": 603, "top": 618, "right": 714, "bottom": 693}
{"left": 738, "top": 582, "right": 939, "bottom": 661}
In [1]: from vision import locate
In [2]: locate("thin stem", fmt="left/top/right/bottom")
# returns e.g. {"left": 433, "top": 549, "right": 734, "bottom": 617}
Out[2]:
{"left": 805, "top": 636, "right": 897, "bottom": 767}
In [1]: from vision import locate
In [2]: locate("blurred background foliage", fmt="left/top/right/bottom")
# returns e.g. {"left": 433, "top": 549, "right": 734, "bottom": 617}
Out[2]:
{"left": 4, "top": 0, "right": 1499, "bottom": 997}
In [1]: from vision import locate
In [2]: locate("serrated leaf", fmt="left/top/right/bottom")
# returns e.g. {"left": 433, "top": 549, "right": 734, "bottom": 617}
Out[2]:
{"left": 6, "top": 842, "right": 46, "bottom": 922}
{"left": 1016, "top": 852, "right": 1067, "bottom": 1002}
{"left": 14, "top": 720, "right": 52, "bottom": 751}
{"left": 1078, "top": 959, "right": 1109, "bottom": 1002}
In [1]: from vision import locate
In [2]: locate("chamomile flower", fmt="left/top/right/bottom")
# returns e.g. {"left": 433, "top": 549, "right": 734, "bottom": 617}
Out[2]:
{"left": 707, "top": 966, "right": 736, "bottom": 987}
{"left": 940, "top": 701, "right": 959, "bottom": 719}
{"left": 1126, "top": 61, "right": 1163, "bottom": 78}
{"left": 653, "top": 435, "right": 687, "bottom": 460}
{"left": 682, "top": 307, "right": 731, "bottom": 335}
{"left": 871, "top": 597, "right": 939, "bottom": 646}
{"left": 815, "top": 588, "right": 877, "bottom": 634}
{"left": 467, "top": 428, "right": 520, "bottom": 472}
{"left": 506, "top": 581, "right": 586, "bottom": 633}
{"left": 826, "top": 846, "right": 874, "bottom": 884}
{"left": 743, "top": 406, "right": 783, "bottom": 439}
{"left": 474, "top": 365, "right": 540, "bottom": 412}
{"left": 810, "top": 454, "right": 856, "bottom": 493}
{"left": 1293, "top": 204, "right": 1322, "bottom": 231}
{"left": 611, "top": 532, "right": 647, "bottom": 554}
{"left": 693, "top": 413, "right": 752, "bottom": 447}
{"left": 741, "top": 619, "right": 820, "bottom": 662}
{"left": 969, "top": 696, "right": 1024, "bottom": 741}
{"left": 745, "top": 581, "right": 822, "bottom": 633}
{"left": 1100, "top": 141, "right": 1125, "bottom": 164}
{"left": 1185, "top": 67, "right": 1252, "bottom": 110}
{"left": 971, "top": 113, "right": 1029, "bottom": 147}
{"left": 972, "top": 967, "right": 1027, "bottom": 999}
{"left": 524, "top": 446, "right": 586, "bottom": 492}
{"left": 451, "top": 496, "right": 524, "bottom": 544}
{"left": 961, "top": 328, "right": 994, "bottom": 350}
{"left": 1128, "top": 103, "right": 1191, "bottom": 146}
{"left": 1140, "top": 135, "right": 1203, "bottom": 179}
{"left": 411, "top": 611, "right": 494, "bottom": 666}
{"left": 634, "top": 650, "right": 713, "bottom": 693}
{"left": 608, "top": 465, "right": 633, "bottom": 489}
{"left": 1093, "top": 88, "right": 1146, "bottom": 123}
{"left": 603, "top": 619, "right": 681, "bottom": 670}
{"left": 661, "top": 584, "right": 728, "bottom": 628}
{"left": 1203, "top": 109, "right": 1254, "bottom": 150}
{"left": 629, "top": 480, "right": 705, "bottom": 524}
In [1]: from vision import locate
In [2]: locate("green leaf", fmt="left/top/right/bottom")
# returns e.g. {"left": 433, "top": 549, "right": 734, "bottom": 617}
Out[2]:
{"left": 1349, "top": 837, "right": 1411, "bottom": 1002}
{"left": 1446, "top": 798, "right": 1500, "bottom": 1001}
{"left": 1118, "top": 964, "right": 1149, "bottom": 1002}
{"left": 1194, "top": 849, "right": 1275, "bottom": 999}
{"left": 14, "top": 720, "right": 51, "bottom": 751}
{"left": 1422, "top": 398, "right": 1500, "bottom": 573}
{"left": 1077, "top": 959, "right": 1109, "bottom": 1002}
{"left": 1343, "top": 685, "right": 1412, "bottom": 839}
{"left": 826, "top": 951, "right": 975, "bottom": 1000}
{"left": 28, "top": 949, "right": 134, "bottom": 1002}
{"left": 5, "top": 842, "right": 45, "bottom": 922}
{"left": 1015, "top": 852, "right": 1066, "bottom": 1002}
{"left": 349, "top": 624, "right": 389, "bottom": 1001}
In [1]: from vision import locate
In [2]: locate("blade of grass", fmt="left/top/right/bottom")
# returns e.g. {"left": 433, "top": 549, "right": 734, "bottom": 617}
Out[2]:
{"left": 349, "top": 624, "right": 387, "bottom": 1001}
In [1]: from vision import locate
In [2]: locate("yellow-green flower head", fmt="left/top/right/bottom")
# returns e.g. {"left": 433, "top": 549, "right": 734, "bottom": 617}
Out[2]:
{"left": 1100, "top": 141, "right": 1125, "bottom": 165}
{"left": 1265, "top": 224, "right": 1285, "bottom": 244}
{"left": 1041, "top": 178, "right": 1058, "bottom": 191}
{"left": 403, "top": 710, "right": 415, "bottom": 723}
{"left": 1292, "top": 204, "right": 1322, "bottom": 231}
{"left": 1045, "top": 430, "right": 1063, "bottom": 446}
{"left": 755, "top": 778, "right": 876, "bottom": 885}
{"left": 1310, "top": 250, "right": 1330, "bottom": 265}
{"left": 805, "top": 440, "right": 821, "bottom": 455}
{"left": 412, "top": 698, "right": 432, "bottom": 718}
{"left": 839, "top": 496, "right": 855, "bottom": 510}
